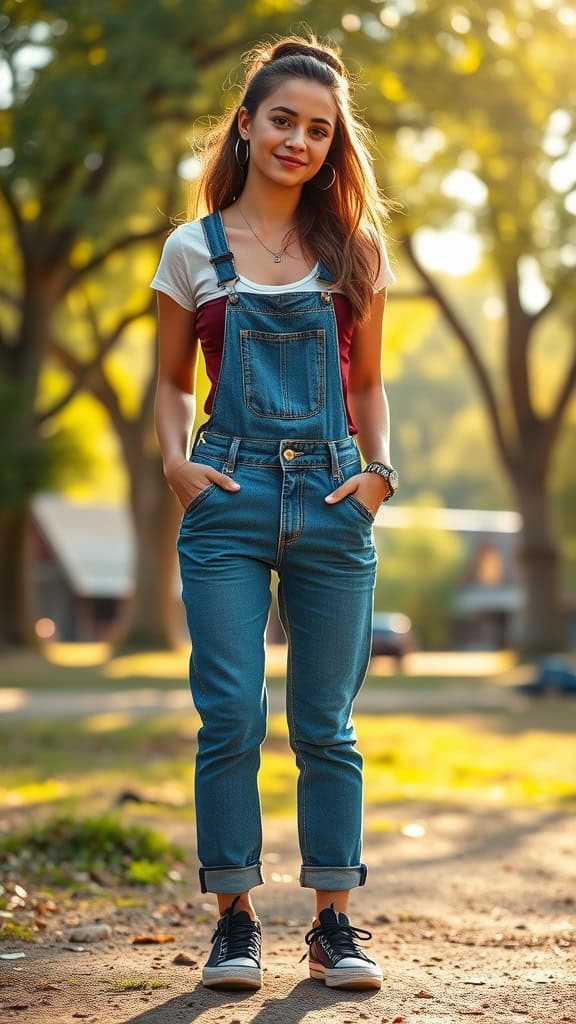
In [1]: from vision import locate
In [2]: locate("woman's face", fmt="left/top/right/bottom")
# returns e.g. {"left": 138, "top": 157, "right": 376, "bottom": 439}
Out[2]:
{"left": 238, "top": 78, "right": 337, "bottom": 189}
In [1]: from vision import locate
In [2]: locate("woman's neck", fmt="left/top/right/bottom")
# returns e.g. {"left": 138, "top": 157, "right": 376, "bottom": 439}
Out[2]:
{"left": 234, "top": 176, "right": 301, "bottom": 230}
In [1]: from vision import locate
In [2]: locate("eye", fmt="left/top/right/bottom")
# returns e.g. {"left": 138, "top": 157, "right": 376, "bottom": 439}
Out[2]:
{"left": 272, "top": 116, "right": 290, "bottom": 127}
{"left": 310, "top": 127, "right": 328, "bottom": 138}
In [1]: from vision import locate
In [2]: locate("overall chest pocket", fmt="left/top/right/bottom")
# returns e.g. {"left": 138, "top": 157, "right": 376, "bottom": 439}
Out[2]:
{"left": 240, "top": 329, "right": 326, "bottom": 419}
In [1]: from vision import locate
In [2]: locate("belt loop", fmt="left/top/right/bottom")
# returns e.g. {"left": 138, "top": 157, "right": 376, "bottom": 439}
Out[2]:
{"left": 223, "top": 436, "right": 241, "bottom": 474}
{"left": 328, "top": 440, "right": 341, "bottom": 481}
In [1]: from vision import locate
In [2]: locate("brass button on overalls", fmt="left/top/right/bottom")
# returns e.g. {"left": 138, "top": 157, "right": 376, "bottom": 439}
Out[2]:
{"left": 283, "top": 448, "right": 296, "bottom": 461}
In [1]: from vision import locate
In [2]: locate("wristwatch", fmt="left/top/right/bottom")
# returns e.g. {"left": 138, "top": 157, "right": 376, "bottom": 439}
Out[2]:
{"left": 363, "top": 461, "right": 399, "bottom": 502}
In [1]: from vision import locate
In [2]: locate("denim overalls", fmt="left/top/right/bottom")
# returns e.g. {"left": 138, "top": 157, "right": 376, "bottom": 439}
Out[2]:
{"left": 177, "top": 210, "right": 378, "bottom": 895}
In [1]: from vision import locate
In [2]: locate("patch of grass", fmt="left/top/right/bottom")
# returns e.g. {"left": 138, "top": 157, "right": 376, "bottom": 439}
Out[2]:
{"left": 110, "top": 978, "right": 170, "bottom": 992}
{"left": 0, "top": 921, "right": 35, "bottom": 941}
{"left": 0, "top": 814, "right": 185, "bottom": 887}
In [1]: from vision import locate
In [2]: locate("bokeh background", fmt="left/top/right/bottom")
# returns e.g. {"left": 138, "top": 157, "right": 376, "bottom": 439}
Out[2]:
{"left": 1, "top": 0, "right": 575, "bottom": 659}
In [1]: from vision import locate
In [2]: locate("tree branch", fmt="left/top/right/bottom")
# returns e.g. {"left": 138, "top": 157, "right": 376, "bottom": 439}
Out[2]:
{"left": 0, "top": 180, "right": 28, "bottom": 258}
{"left": 543, "top": 319, "right": 576, "bottom": 451}
{"left": 41, "top": 298, "right": 154, "bottom": 424}
{"left": 60, "top": 224, "right": 169, "bottom": 296}
{"left": 504, "top": 268, "right": 537, "bottom": 441}
{"left": 402, "top": 233, "right": 514, "bottom": 473}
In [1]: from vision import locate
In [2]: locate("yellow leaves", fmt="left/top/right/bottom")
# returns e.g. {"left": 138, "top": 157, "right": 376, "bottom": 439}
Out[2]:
{"left": 82, "top": 24, "right": 102, "bottom": 42}
{"left": 450, "top": 35, "right": 483, "bottom": 75}
{"left": 496, "top": 210, "right": 518, "bottom": 242}
{"left": 88, "top": 47, "right": 107, "bottom": 67}
{"left": 69, "top": 239, "right": 93, "bottom": 268}
{"left": 21, "top": 199, "right": 40, "bottom": 222}
{"left": 378, "top": 71, "right": 408, "bottom": 104}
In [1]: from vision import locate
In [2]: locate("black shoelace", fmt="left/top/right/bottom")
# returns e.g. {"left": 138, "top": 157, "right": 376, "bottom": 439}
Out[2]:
{"left": 299, "top": 920, "right": 374, "bottom": 965}
{"left": 211, "top": 912, "right": 261, "bottom": 964}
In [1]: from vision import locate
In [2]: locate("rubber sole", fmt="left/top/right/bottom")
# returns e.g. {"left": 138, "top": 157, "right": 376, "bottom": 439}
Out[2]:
{"left": 202, "top": 965, "right": 263, "bottom": 990}
{"left": 309, "top": 961, "right": 383, "bottom": 990}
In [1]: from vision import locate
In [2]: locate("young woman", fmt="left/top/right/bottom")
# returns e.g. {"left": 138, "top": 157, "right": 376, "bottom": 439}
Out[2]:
{"left": 151, "top": 35, "right": 398, "bottom": 993}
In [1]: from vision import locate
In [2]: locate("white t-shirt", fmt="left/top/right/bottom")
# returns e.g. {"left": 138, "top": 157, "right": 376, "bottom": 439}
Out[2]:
{"left": 149, "top": 219, "right": 397, "bottom": 311}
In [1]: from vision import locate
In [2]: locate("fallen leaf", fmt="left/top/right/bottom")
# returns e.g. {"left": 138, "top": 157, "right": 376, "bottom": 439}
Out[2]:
{"left": 131, "top": 934, "right": 176, "bottom": 944}
{"left": 392, "top": 1017, "right": 406, "bottom": 1023}
{"left": 35, "top": 984, "right": 61, "bottom": 992}
{"left": 463, "top": 978, "right": 487, "bottom": 985}
{"left": 415, "top": 989, "right": 434, "bottom": 998}
{"left": 0, "top": 953, "right": 26, "bottom": 960}
{"left": 7, "top": 1006, "right": 30, "bottom": 1012}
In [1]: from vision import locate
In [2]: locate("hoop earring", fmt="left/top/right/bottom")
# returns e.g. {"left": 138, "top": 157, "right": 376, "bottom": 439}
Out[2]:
{"left": 313, "top": 162, "right": 336, "bottom": 190}
{"left": 235, "top": 137, "right": 250, "bottom": 168}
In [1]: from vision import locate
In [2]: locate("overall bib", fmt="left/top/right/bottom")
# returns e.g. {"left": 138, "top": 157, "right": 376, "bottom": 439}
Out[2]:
{"left": 177, "top": 211, "right": 378, "bottom": 895}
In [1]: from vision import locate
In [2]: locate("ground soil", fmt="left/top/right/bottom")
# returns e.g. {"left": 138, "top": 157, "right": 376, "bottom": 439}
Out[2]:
{"left": 1, "top": 803, "right": 574, "bottom": 1024}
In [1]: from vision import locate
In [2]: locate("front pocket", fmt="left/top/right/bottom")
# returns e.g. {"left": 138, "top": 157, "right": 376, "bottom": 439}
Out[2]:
{"left": 240, "top": 329, "right": 325, "bottom": 419}
{"left": 344, "top": 493, "right": 375, "bottom": 523}
{"left": 182, "top": 482, "right": 217, "bottom": 517}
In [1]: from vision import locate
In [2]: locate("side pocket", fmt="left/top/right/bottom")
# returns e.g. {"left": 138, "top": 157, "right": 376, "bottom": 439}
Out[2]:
{"left": 345, "top": 493, "right": 375, "bottom": 524}
{"left": 182, "top": 482, "right": 217, "bottom": 518}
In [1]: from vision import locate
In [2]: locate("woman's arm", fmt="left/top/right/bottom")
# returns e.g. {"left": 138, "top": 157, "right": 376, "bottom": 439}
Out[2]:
{"left": 154, "top": 291, "right": 198, "bottom": 475}
{"left": 154, "top": 291, "right": 240, "bottom": 508}
{"left": 325, "top": 288, "right": 393, "bottom": 513}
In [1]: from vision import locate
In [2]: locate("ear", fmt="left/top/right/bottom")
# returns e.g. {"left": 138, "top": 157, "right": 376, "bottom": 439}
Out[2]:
{"left": 237, "top": 106, "right": 250, "bottom": 139}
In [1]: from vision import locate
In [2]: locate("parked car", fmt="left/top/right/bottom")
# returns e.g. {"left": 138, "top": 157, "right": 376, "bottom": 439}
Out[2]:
{"left": 371, "top": 612, "right": 414, "bottom": 667}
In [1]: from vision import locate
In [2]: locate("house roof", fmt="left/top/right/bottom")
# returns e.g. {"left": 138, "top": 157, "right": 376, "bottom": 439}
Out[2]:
{"left": 32, "top": 494, "right": 134, "bottom": 599}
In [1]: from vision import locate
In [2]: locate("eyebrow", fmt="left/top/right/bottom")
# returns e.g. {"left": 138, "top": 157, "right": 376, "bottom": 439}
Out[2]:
{"left": 269, "top": 105, "right": 333, "bottom": 128}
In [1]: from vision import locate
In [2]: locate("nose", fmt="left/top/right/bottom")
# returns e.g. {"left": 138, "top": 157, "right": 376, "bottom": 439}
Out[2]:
{"left": 285, "top": 126, "right": 306, "bottom": 150}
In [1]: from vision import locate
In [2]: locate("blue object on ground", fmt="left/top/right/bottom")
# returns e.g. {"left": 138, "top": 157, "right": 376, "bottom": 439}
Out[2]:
{"left": 515, "top": 657, "right": 576, "bottom": 696}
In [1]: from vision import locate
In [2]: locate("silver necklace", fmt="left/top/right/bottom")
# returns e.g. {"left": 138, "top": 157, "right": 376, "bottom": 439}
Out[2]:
{"left": 237, "top": 204, "right": 293, "bottom": 263}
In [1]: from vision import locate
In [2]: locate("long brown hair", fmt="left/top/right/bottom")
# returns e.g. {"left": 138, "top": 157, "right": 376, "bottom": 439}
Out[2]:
{"left": 193, "top": 34, "right": 398, "bottom": 322}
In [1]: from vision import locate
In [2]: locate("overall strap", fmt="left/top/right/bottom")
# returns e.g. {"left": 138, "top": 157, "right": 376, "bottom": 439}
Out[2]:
{"left": 200, "top": 210, "right": 238, "bottom": 286}
{"left": 316, "top": 260, "right": 335, "bottom": 284}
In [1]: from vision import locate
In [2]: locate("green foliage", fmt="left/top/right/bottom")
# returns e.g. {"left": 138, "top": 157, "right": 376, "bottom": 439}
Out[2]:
{"left": 375, "top": 512, "right": 467, "bottom": 648}
{"left": 0, "top": 920, "right": 35, "bottom": 942}
{"left": 0, "top": 814, "right": 185, "bottom": 887}
{"left": 0, "top": 375, "right": 87, "bottom": 510}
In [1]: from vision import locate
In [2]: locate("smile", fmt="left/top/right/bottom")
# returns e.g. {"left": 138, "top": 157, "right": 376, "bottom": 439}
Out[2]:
{"left": 274, "top": 155, "right": 306, "bottom": 167}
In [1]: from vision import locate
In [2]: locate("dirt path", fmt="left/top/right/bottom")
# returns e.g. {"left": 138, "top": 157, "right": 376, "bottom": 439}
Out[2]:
{"left": 1, "top": 805, "right": 574, "bottom": 1024}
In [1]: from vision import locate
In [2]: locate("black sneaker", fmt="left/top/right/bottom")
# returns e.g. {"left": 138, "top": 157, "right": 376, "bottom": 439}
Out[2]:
{"left": 202, "top": 894, "right": 263, "bottom": 990}
{"left": 300, "top": 903, "right": 383, "bottom": 990}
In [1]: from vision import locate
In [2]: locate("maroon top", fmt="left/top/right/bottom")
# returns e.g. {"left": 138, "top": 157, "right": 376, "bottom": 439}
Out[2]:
{"left": 195, "top": 294, "right": 358, "bottom": 435}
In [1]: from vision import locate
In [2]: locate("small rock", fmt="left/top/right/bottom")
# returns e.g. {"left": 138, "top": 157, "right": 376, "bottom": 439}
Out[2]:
{"left": 69, "top": 924, "right": 112, "bottom": 943}
{"left": 173, "top": 952, "right": 197, "bottom": 966}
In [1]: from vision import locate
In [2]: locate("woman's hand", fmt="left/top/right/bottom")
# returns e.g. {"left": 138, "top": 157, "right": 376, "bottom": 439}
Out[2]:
{"left": 165, "top": 459, "right": 240, "bottom": 511}
{"left": 325, "top": 472, "right": 391, "bottom": 518}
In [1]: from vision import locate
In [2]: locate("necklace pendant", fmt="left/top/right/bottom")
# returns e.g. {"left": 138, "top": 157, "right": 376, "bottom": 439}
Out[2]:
{"left": 273, "top": 253, "right": 281, "bottom": 263}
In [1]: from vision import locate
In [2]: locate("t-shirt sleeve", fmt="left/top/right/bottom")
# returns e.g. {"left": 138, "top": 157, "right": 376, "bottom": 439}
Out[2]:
{"left": 373, "top": 234, "right": 397, "bottom": 291}
{"left": 149, "top": 227, "right": 195, "bottom": 311}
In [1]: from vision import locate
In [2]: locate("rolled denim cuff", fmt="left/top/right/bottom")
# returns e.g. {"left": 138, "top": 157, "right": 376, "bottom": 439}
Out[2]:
{"left": 299, "top": 863, "right": 368, "bottom": 890}
{"left": 199, "top": 862, "right": 264, "bottom": 894}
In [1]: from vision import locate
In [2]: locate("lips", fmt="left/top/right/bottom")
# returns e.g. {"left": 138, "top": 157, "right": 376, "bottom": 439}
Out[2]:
{"left": 274, "top": 155, "right": 306, "bottom": 167}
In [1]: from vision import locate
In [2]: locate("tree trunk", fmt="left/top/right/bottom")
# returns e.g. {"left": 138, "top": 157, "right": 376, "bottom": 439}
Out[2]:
{"left": 0, "top": 506, "right": 37, "bottom": 649}
{"left": 514, "top": 482, "right": 566, "bottom": 655}
{"left": 114, "top": 448, "right": 183, "bottom": 649}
